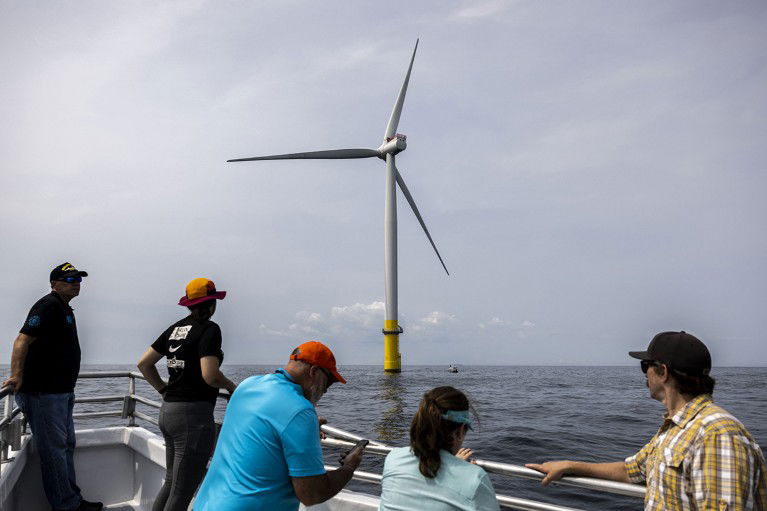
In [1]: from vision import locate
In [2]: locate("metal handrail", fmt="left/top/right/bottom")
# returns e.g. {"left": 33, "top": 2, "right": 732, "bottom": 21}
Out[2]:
{"left": 78, "top": 371, "right": 137, "bottom": 379}
{"left": 1, "top": 387, "right": 22, "bottom": 463}
{"left": 0, "top": 407, "right": 22, "bottom": 429}
{"left": 476, "top": 460, "right": 645, "bottom": 499}
{"left": 0, "top": 370, "right": 646, "bottom": 510}
{"left": 319, "top": 437, "right": 644, "bottom": 499}
{"left": 320, "top": 464, "right": 584, "bottom": 511}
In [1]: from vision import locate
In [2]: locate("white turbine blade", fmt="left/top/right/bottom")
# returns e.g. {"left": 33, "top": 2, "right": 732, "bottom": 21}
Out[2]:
{"left": 228, "top": 148, "right": 379, "bottom": 162}
{"left": 394, "top": 164, "right": 449, "bottom": 275}
{"left": 384, "top": 39, "right": 419, "bottom": 141}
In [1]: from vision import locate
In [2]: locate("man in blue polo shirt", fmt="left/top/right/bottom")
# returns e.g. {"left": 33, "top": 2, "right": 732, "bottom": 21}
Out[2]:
{"left": 194, "top": 340, "right": 366, "bottom": 511}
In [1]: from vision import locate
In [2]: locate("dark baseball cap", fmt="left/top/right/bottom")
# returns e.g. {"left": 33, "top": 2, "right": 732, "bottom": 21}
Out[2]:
{"left": 50, "top": 262, "right": 89, "bottom": 281}
{"left": 629, "top": 331, "right": 711, "bottom": 376}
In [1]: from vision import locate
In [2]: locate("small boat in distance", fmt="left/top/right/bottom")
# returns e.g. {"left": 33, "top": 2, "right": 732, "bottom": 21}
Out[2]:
{"left": 448, "top": 364, "right": 459, "bottom": 373}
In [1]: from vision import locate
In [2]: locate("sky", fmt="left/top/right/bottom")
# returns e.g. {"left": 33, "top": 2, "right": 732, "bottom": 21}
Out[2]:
{"left": 1, "top": 1, "right": 765, "bottom": 367}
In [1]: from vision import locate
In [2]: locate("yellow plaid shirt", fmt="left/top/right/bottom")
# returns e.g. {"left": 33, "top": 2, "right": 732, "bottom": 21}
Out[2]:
{"left": 625, "top": 394, "right": 767, "bottom": 510}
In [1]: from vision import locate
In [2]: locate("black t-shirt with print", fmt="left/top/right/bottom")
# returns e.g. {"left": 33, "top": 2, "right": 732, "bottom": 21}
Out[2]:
{"left": 19, "top": 292, "right": 81, "bottom": 393}
{"left": 151, "top": 316, "right": 224, "bottom": 404}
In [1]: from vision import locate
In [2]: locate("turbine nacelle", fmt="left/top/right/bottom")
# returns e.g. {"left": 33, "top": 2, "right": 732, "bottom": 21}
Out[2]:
{"left": 377, "top": 134, "right": 407, "bottom": 159}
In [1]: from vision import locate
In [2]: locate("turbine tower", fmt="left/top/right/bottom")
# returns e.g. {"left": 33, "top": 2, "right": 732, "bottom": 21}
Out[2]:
{"left": 228, "top": 40, "right": 448, "bottom": 373}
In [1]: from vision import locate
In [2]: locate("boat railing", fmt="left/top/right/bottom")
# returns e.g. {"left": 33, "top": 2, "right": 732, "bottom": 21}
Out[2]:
{"left": 0, "top": 386, "right": 24, "bottom": 464}
{"left": 1, "top": 371, "right": 646, "bottom": 511}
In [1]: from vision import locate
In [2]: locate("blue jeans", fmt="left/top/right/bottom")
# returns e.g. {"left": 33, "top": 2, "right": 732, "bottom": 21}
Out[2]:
{"left": 16, "top": 392, "right": 82, "bottom": 511}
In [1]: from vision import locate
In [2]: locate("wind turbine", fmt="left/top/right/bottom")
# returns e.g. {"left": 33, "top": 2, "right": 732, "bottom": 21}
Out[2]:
{"left": 228, "top": 40, "right": 448, "bottom": 373}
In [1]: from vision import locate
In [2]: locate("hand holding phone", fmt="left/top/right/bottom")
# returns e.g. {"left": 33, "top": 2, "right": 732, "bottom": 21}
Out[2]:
{"left": 339, "top": 439, "right": 369, "bottom": 468}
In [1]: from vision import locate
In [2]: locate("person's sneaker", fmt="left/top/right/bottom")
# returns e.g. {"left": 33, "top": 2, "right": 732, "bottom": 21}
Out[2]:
{"left": 52, "top": 501, "right": 102, "bottom": 511}
{"left": 78, "top": 499, "right": 103, "bottom": 510}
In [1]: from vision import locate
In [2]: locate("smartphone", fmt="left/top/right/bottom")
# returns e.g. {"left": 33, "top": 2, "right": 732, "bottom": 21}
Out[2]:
{"left": 339, "top": 439, "right": 369, "bottom": 465}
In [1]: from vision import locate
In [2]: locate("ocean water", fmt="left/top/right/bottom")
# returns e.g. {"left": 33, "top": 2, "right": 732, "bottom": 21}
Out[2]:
{"left": 9, "top": 365, "right": 767, "bottom": 510}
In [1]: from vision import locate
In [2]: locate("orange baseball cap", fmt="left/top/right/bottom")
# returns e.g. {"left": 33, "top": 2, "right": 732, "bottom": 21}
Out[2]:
{"left": 178, "top": 278, "right": 227, "bottom": 307}
{"left": 290, "top": 341, "right": 346, "bottom": 384}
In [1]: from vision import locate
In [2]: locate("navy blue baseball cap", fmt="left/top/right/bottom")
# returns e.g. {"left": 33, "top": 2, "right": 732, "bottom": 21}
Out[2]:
{"left": 50, "top": 262, "right": 88, "bottom": 281}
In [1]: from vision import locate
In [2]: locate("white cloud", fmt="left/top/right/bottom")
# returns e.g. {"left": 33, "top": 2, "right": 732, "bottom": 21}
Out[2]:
{"left": 249, "top": 301, "right": 390, "bottom": 343}
{"left": 258, "top": 323, "right": 290, "bottom": 338}
{"left": 254, "top": 302, "right": 463, "bottom": 345}
{"left": 296, "top": 311, "right": 323, "bottom": 322}
{"left": 288, "top": 322, "right": 320, "bottom": 334}
{"left": 477, "top": 318, "right": 536, "bottom": 339}
{"left": 478, "top": 317, "right": 506, "bottom": 329}
{"left": 453, "top": 1, "right": 511, "bottom": 20}
{"left": 419, "top": 311, "right": 455, "bottom": 325}
{"left": 409, "top": 310, "right": 457, "bottom": 333}
{"left": 330, "top": 301, "right": 385, "bottom": 328}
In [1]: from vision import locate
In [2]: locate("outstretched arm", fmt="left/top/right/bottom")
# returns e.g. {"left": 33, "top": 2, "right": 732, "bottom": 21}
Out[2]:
{"left": 525, "top": 460, "right": 630, "bottom": 486}
{"left": 2, "top": 333, "right": 36, "bottom": 392}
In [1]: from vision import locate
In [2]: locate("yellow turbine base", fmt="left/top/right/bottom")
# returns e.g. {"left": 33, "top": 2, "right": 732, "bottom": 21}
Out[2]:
{"left": 384, "top": 319, "right": 401, "bottom": 372}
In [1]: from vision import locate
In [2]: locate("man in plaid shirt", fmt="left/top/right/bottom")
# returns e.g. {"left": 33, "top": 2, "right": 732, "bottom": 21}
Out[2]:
{"left": 527, "top": 331, "right": 767, "bottom": 510}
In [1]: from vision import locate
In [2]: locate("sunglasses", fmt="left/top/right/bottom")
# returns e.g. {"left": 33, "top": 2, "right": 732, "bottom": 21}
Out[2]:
{"left": 59, "top": 276, "right": 82, "bottom": 283}
{"left": 641, "top": 360, "right": 660, "bottom": 374}
{"left": 317, "top": 367, "right": 334, "bottom": 387}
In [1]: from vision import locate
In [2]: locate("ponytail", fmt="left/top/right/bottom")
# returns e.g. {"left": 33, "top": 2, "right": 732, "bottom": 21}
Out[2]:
{"left": 409, "top": 386, "right": 474, "bottom": 478}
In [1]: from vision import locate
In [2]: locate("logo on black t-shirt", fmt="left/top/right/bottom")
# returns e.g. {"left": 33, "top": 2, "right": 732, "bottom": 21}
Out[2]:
{"left": 170, "top": 326, "right": 192, "bottom": 340}
{"left": 168, "top": 357, "right": 186, "bottom": 369}
{"left": 28, "top": 315, "right": 41, "bottom": 327}
{"left": 168, "top": 326, "right": 192, "bottom": 353}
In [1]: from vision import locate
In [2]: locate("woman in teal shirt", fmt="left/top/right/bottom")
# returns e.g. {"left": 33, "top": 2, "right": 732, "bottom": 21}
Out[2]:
{"left": 379, "top": 386, "right": 500, "bottom": 510}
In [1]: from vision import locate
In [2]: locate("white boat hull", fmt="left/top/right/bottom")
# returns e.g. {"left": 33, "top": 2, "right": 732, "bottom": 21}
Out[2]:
{"left": 0, "top": 426, "right": 379, "bottom": 511}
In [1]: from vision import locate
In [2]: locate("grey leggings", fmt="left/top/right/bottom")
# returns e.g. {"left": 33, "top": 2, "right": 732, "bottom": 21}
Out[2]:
{"left": 153, "top": 400, "right": 215, "bottom": 511}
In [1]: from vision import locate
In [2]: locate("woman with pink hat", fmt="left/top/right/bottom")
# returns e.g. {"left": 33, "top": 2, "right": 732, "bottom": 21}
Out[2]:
{"left": 137, "top": 278, "right": 237, "bottom": 511}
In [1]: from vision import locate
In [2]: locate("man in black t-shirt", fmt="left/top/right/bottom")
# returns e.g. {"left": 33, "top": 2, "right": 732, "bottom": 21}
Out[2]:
{"left": 2, "top": 263, "right": 103, "bottom": 511}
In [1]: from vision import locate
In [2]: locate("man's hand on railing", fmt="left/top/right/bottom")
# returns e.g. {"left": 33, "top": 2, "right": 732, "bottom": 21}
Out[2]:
{"left": 526, "top": 460, "right": 631, "bottom": 488}
{"left": 318, "top": 416, "right": 328, "bottom": 439}
{"left": 1, "top": 374, "right": 21, "bottom": 394}
{"left": 525, "top": 461, "right": 573, "bottom": 486}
